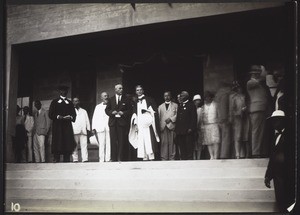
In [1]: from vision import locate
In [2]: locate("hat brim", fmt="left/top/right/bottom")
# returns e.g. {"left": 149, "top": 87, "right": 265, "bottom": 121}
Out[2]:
{"left": 267, "top": 115, "right": 285, "bottom": 120}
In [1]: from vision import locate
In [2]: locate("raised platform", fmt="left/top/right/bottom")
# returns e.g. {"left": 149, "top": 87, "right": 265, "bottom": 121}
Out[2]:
{"left": 5, "top": 159, "right": 277, "bottom": 213}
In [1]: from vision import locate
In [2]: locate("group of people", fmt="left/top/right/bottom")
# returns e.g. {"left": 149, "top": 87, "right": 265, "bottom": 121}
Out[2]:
{"left": 13, "top": 64, "right": 285, "bottom": 163}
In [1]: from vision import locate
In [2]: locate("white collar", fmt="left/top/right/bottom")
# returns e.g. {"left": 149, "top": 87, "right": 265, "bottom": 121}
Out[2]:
{"left": 138, "top": 95, "right": 145, "bottom": 99}
{"left": 183, "top": 100, "right": 189, "bottom": 104}
{"left": 165, "top": 101, "right": 171, "bottom": 104}
{"left": 60, "top": 96, "right": 66, "bottom": 100}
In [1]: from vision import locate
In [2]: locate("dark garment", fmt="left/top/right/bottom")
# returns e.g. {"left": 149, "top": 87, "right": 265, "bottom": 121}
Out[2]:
{"left": 48, "top": 98, "right": 77, "bottom": 155}
{"left": 175, "top": 100, "right": 197, "bottom": 160}
{"left": 175, "top": 101, "right": 197, "bottom": 135}
{"left": 14, "top": 124, "right": 27, "bottom": 163}
{"left": 265, "top": 131, "right": 295, "bottom": 212}
{"left": 176, "top": 133, "right": 194, "bottom": 160}
{"left": 105, "top": 95, "right": 132, "bottom": 161}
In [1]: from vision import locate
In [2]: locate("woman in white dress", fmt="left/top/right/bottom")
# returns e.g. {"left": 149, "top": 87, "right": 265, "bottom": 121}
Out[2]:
{"left": 201, "top": 91, "right": 220, "bottom": 159}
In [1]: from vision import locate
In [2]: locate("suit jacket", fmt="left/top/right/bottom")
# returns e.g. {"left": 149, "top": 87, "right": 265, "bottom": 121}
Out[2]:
{"left": 247, "top": 78, "right": 270, "bottom": 113}
{"left": 158, "top": 102, "right": 178, "bottom": 131}
{"left": 175, "top": 100, "right": 197, "bottom": 135}
{"left": 105, "top": 95, "right": 132, "bottom": 127}
{"left": 265, "top": 130, "right": 295, "bottom": 208}
{"left": 33, "top": 108, "right": 50, "bottom": 136}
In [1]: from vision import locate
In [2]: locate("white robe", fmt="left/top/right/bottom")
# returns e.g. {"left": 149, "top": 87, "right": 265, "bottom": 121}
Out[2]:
{"left": 129, "top": 99, "right": 160, "bottom": 159}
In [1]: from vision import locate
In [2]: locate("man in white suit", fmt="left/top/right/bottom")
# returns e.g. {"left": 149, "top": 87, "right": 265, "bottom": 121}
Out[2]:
{"left": 92, "top": 92, "right": 111, "bottom": 162}
{"left": 158, "top": 91, "right": 178, "bottom": 160}
{"left": 71, "top": 97, "right": 91, "bottom": 162}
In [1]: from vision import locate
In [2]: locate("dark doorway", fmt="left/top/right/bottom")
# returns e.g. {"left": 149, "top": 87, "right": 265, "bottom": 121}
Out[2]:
{"left": 123, "top": 53, "right": 203, "bottom": 105}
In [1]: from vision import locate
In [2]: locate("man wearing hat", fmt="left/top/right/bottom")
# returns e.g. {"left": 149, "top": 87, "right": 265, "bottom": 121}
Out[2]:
{"left": 193, "top": 94, "right": 203, "bottom": 160}
{"left": 158, "top": 91, "right": 178, "bottom": 160}
{"left": 49, "top": 85, "right": 76, "bottom": 162}
{"left": 264, "top": 110, "right": 295, "bottom": 212}
{"left": 247, "top": 65, "right": 270, "bottom": 158}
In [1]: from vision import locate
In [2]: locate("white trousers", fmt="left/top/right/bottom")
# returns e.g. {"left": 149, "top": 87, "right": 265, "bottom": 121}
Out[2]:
{"left": 72, "top": 134, "right": 88, "bottom": 162}
{"left": 33, "top": 134, "right": 46, "bottom": 162}
{"left": 98, "top": 131, "right": 111, "bottom": 162}
{"left": 27, "top": 135, "right": 33, "bottom": 162}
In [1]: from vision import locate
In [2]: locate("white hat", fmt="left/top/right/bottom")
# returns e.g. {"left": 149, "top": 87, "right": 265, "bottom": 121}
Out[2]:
{"left": 267, "top": 110, "right": 285, "bottom": 119}
{"left": 193, "top": 94, "right": 201, "bottom": 101}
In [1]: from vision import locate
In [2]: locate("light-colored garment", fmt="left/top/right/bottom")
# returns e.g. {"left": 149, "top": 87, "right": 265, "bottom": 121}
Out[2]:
{"left": 33, "top": 133, "right": 45, "bottom": 162}
{"left": 24, "top": 115, "right": 34, "bottom": 136}
{"left": 247, "top": 78, "right": 269, "bottom": 113}
{"left": 160, "top": 128, "right": 176, "bottom": 160}
{"left": 129, "top": 99, "right": 160, "bottom": 160}
{"left": 92, "top": 103, "right": 110, "bottom": 162}
{"left": 33, "top": 108, "right": 50, "bottom": 136}
{"left": 24, "top": 115, "right": 34, "bottom": 162}
{"left": 92, "top": 103, "right": 109, "bottom": 132}
{"left": 72, "top": 134, "right": 88, "bottom": 162}
{"left": 72, "top": 107, "right": 90, "bottom": 135}
{"left": 202, "top": 102, "right": 220, "bottom": 146}
{"left": 158, "top": 102, "right": 178, "bottom": 131}
{"left": 97, "top": 131, "right": 111, "bottom": 162}
{"left": 275, "top": 91, "right": 284, "bottom": 111}
{"left": 195, "top": 107, "right": 203, "bottom": 151}
{"left": 229, "top": 92, "right": 246, "bottom": 118}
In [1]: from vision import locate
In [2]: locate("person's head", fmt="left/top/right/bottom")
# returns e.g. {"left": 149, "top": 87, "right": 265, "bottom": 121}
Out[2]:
{"left": 16, "top": 105, "right": 21, "bottom": 115}
{"left": 23, "top": 106, "right": 30, "bottom": 115}
{"left": 204, "top": 91, "right": 214, "bottom": 104}
{"left": 180, "top": 91, "right": 189, "bottom": 102}
{"left": 58, "top": 85, "right": 69, "bottom": 97}
{"left": 177, "top": 94, "right": 182, "bottom": 104}
{"left": 164, "top": 91, "right": 171, "bottom": 102}
{"left": 232, "top": 81, "right": 242, "bottom": 93}
{"left": 249, "top": 65, "right": 262, "bottom": 79}
{"left": 193, "top": 94, "right": 202, "bottom": 107}
{"left": 135, "top": 85, "right": 144, "bottom": 97}
{"left": 73, "top": 97, "right": 80, "bottom": 108}
{"left": 34, "top": 100, "right": 42, "bottom": 110}
{"left": 101, "top": 92, "right": 109, "bottom": 104}
{"left": 115, "top": 84, "right": 123, "bottom": 95}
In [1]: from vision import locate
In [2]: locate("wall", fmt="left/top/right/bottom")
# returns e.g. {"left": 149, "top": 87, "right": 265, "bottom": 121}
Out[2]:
{"left": 96, "top": 64, "right": 122, "bottom": 104}
{"left": 203, "top": 52, "right": 234, "bottom": 94}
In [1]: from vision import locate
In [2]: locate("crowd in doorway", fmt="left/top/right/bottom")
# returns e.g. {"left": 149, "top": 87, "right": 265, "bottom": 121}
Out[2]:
{"left": 13, "top": 64, "right": 285, "bottom": 163}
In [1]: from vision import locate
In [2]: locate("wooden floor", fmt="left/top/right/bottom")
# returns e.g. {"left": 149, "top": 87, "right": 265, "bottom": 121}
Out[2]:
{"left": 5, "top": 159, "right": 277, "bottom": 213}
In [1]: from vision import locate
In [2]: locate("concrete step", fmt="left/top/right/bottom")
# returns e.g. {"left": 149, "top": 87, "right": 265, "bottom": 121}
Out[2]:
{"left": 4, "top": 199, "right": 278, "bottom": 213}
{"left": 6, "top": 178, "right": 272, "bottom": 190}
{"left": 5, "top": 167, "right": 267, "bottom": 179}
{"left": 5, "top": 158, "right": 269, "bottom": 170}
{"left": 5, "top": 159, "right": 276, "bottom": 213}
{"left": 6, "top": 188, "right": 275, "bottom": 201}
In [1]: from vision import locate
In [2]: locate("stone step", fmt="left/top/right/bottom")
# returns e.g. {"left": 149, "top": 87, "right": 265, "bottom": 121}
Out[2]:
{"left": 5, "top": 167, "right": 267, "bottom": 179}
{"left": 5, "top": 159, "right": 269, "bottom": 170}
{"left": 6, "top": 178, "right": 272, "bottom": 190}
{"left": 4, "top": 199, "right": 278, "bottom": 213}
{"left": 6, "top": 188, "right": 275, "bottom": 202}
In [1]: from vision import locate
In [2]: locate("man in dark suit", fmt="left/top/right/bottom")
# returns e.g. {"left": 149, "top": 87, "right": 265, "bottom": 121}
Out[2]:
{"left": 48, "top": 85, "right": 76, "bottom": 162}
{"left": 105, "top": 84, "right": 132, "bottom": 162}
{"left": 175, "top": 91, "right": 197, "bottom": 160}
{"left": 264, "top": 110, "right": 295, "bottom": 212}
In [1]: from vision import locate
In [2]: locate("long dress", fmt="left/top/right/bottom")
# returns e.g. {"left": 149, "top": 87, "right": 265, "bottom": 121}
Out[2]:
{"left": 202, "top": 102, "right": 220, "bottom": 146}
{"left": 48, "top": 98, "right": 77, "bottom": 155}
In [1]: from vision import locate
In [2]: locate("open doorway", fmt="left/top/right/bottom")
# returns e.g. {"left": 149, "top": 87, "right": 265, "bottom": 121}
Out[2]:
{"left": 122, "top": 53, "right": 203, "bottom": 105}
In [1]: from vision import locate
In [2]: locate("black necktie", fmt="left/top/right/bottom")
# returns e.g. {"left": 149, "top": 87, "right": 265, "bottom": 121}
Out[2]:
{"left": 138, "top": 97, "right": 145, "bottom": 102}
